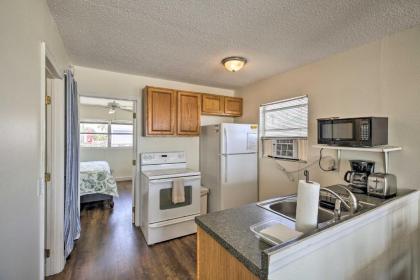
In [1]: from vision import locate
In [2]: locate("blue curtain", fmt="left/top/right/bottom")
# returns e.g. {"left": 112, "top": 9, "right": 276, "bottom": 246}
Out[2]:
{"left": 64, "top": 69, "right": 81, "bottom": 258}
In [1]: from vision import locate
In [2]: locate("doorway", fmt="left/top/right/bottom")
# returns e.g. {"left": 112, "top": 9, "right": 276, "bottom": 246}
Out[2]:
{"left": 41, "top": 42, "right": 66, "bottom": 277}
{"left": 78, "top": 96, "right": 137, "bottom": 223}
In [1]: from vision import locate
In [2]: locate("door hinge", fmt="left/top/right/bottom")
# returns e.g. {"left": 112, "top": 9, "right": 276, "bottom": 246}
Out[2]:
{"left": 45, "top": 95, "right": 52, "bottom": 105}
{"left": 45, "top": 249, "right": 51, "bottom": 258}
{"left": 45, "top": 172, "right": 51, "bottom": 183}
{"left": 132, "top": 160, "right": 136, "bottom": 166}
{"left": 132, "top": 206, "right": 135, "bottom": 214}
{"left": 133, "top": 112, "right": 136, "bottom": 119}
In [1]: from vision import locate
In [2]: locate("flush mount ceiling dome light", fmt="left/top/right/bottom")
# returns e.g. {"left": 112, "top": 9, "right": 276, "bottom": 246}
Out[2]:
{"left": 221, "top": 56, "right": 247, "bottom": 72}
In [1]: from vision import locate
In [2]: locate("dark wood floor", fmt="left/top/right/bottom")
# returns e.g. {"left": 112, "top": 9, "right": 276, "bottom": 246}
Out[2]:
{"left": 48, "top": 181, "right": 196, "bottom": 280}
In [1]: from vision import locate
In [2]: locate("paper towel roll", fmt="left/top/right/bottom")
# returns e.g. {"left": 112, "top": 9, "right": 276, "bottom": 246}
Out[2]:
{"left": 295, "top": 180, "right": 320, "bottom": 233}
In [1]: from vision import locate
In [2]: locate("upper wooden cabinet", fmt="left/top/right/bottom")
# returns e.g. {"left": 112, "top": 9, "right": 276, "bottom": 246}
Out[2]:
{"left": 143, "top": 86, "right": 243, "bottom": 136}
{"left": 144, "top": 86, "right": 177, "bottom": 136}
{"left": 224, "top": 97, "right": 243, "bottom": 116}
{"left": 177, "top": 91, "right": 201, "bottom": 135}
{"left": 202, "top": 94, "right": 243, "bottom": 117}
{"left": 202, "top": 94, "right": 224, "bottom": 115}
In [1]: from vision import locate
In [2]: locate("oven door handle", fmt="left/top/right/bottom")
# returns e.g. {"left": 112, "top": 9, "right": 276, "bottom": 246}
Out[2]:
{"left": 149, "top": 176, "right": 201, "bottom": 184}
{"left": 148, "top": 214, "right": 200, "bottom": 228}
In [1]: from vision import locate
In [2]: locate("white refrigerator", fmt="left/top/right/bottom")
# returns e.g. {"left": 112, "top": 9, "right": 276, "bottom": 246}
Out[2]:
{"left": 200, "top": 123, "right": 258, "bottom": 212}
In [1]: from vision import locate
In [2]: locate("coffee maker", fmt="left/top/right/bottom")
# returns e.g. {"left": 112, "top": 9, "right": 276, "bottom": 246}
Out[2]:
{"left": 344, "top": 160, "right": 375, "bottom": 193}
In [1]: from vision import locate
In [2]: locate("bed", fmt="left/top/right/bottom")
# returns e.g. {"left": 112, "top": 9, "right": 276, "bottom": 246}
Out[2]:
{"left": 79, "top": 161, "right": 119, "bottom": 208}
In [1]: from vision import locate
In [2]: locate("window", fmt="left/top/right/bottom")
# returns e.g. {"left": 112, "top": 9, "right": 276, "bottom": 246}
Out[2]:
{"left": 80, "top": 121, "right": 133, "bottom": 148}
{"left": 259, "top": 96, "right": 308, "bottom": 161}
{"left": 110, "top": 123, "right": 133, "bottom": 148}
{"left": 80, "top": 122, "right": 108, "bottom": 147}
{"left": 259, "top": 96, "right": 308, "bottom": 139}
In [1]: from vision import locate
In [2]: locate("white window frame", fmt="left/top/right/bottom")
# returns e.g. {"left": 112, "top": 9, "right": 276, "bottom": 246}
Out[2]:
{"left": 109, "top": 122, "right": 134, "bottom": 148}
{"left": 80, "top": 120, "right": 134, "bottom": 148}
{"left": 259, "top": 95, "right": 308, "bottom": 139}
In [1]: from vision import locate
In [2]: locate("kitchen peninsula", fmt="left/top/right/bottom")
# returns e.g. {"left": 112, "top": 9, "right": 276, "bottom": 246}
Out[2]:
{"left": 195, "top": 189, "right": 419, "bottom": 280}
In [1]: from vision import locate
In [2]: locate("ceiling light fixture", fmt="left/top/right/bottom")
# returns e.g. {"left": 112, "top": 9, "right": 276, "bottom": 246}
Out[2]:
{"left": 221, "top": 56, "right": 247, "bottom": 72}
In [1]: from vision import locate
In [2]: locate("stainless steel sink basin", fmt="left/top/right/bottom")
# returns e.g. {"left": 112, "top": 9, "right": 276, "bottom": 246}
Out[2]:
{"left": 259, "top": 197, "right": 336, "bottom": 229}
{"left": 268, "top": 200, "right": 335, "bottom": 224}
{"left": 257, "top": 194, "right": 377, "bottom": 230}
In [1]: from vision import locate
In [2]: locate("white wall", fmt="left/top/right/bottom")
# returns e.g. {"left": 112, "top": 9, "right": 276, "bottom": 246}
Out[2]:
{"left": 74, "top": 66, "right": 234, "bottom": 171}
{"left": 236, "top": 25, "right": 420, "bottom": 200}
{"left": 0, "top": 1, "right": 69, "bottom": 279}
{"left": 79, "top": 103, "right": 134, "bottom": 180}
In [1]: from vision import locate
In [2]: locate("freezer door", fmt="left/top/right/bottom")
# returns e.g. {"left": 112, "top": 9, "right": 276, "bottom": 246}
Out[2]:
{"left": 221, "top": 123, "right": 258, "bottom": 154}
{"left": 220, "top": 153, "right": 258, "bottom": 210}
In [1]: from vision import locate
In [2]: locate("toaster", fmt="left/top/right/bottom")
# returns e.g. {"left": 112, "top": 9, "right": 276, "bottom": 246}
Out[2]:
{"left": 367, "top": 173, "right": 397, "bottom": 198}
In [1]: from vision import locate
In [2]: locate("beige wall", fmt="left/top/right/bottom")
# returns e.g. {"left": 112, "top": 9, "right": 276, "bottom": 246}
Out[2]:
{"left": 236, "top": 25, "right": 420, "bottom": 200}
{"left": 0, "top": 0, "right": 69, "bottom": 279}
{"left": 79, "top": 103, "right": 134, "bottom": 179}
{"left": 74, "top": 66, "right": 234, "bottom": 171}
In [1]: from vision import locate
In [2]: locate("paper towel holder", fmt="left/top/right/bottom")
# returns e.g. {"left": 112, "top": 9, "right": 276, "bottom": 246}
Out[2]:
{"left": 304, "top": 170, "right": 312, "bottom": 183}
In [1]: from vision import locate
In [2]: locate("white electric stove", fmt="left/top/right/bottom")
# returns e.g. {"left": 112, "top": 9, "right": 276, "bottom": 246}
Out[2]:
{"left": 139, "top": 151, "right": 201, "bottom": 245}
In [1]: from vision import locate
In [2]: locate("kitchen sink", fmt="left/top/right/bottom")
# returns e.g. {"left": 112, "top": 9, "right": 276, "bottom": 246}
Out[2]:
{"left": 257, "top": 194, "right": 377, "bottom": 230}
{"left": 268, "top": 200, "right": 335, "bottom": 224}
{"left": 259, "top": 197, "right": 337, "bottom": 229}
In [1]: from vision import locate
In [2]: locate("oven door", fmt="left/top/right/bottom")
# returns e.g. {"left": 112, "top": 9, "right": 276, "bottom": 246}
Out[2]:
{"left": 148, "top": 175, "right": 200, "bottom": 224}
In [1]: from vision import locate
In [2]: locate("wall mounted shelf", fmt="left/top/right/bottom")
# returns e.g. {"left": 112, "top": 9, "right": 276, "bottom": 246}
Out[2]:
{"left": 312, "top": 144, "right": 402, "bottom": 173}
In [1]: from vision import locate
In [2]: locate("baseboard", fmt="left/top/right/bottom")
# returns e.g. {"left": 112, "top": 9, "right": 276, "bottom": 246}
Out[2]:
{"left": 115, "top": 176, "right": 132, "bottom": 182}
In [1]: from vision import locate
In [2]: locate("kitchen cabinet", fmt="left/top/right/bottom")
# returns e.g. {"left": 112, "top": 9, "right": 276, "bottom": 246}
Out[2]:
{"left": 197, "top": 227, "right": 258, "bottom": 280}
{"left": 177, "top": 91, "right": 201, "bottom": 135}
{"left": 202, "top": 94, "right": 243, "bottom": 117}
{"left": 144, "top": 86, "right": 243, "bottom": 136}
{"left": 224, "top": 97, "right": 243, "bottom": 116}
{"left": 201, "top": 94, "right": 225, "bottom": 115}
{"left": 143, "top": 86, "right": 177, "bottom": 136}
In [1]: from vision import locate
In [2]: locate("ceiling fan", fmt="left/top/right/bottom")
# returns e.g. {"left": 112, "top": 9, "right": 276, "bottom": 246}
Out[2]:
{"left": 106, "top": 101, "right": 132, "bottom": 114}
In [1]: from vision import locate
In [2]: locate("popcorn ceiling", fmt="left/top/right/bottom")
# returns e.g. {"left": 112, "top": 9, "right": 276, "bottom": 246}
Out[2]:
{"left": 48, "top": 0, "right": 420, "bottom": 89}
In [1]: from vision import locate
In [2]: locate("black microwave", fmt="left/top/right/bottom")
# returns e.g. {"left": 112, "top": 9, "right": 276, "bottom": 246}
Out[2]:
{"left": 317, "top": 117, "right": 388, "bottom": 147}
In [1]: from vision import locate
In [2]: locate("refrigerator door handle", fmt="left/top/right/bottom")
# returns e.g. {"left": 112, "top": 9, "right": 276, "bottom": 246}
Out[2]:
{"left": 223, "top": 127, "right": 228, "bottom": 183}
{"left": 223, "top": 127, "right": 228, "bottom": 154}
{"left": 224, "top": 155, "right": 228, "bottom": 183}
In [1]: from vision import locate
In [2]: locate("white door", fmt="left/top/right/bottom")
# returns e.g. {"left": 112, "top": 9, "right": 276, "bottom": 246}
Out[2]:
{"left": 44, "top": 77, "right": 52, "bottom": 267}
{"left": 132, "top": 100, "right": 137, "bottom": 225}
{"left": 220, "top": 153, "right": 258, "bottom": 210}
{"left": 221, "top": 123, "right": 258, "bottom": 154}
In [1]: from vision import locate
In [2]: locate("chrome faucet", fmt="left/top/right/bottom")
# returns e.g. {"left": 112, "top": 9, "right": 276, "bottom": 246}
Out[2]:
{"left": 320, "top": 185, "right": 358, "bottom": 219}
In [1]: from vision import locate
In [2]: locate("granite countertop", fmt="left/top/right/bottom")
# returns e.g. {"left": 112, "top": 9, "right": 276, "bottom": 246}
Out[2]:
{"left": 195, "top": 204, "right": 278, "bottom": 278}
{"left": 195, "top": 188, "right": 417, "bottom": 279}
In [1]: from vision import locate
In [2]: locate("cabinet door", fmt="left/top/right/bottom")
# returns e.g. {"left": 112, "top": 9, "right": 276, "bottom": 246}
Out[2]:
{"left": 144, "top": 87, "right": 176, "bottom": 135}
{"left": 224, "top": 97, "right": 243, "bottom": 116}
{"left": 202, "top": 94, "right": 224, "bottom": 115}
{"left": 177, "top": 91, "right": 201, "bottom": 135}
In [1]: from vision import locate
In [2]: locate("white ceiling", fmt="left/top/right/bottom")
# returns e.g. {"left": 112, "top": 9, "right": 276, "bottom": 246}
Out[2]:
{"left": 48, "top": 0, "right": 420, "bottom": 89}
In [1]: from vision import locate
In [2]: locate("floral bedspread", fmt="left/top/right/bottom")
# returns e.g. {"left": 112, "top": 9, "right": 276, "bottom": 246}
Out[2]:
{"left": 79, "top": 161, "right": 119, "bottom": 197}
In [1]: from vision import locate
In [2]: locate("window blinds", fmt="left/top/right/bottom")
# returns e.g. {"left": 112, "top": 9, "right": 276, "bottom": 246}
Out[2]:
{"left": 259, "top": 96, "right": 308, "bottom": 138}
